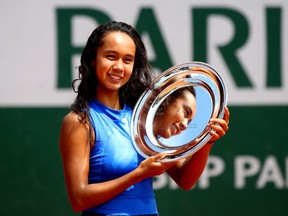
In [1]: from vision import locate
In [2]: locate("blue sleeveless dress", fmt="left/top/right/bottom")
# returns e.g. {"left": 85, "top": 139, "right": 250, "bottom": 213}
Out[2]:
{"left": 82, "top": 99, "right": 158, "bottom": 215}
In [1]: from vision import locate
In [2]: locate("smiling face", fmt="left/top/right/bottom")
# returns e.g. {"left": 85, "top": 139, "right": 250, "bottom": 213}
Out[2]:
{"left": 94, "top": 31, "right": 136, "bottom": 96}
{"left": 153, "top": 90, "right": 197, "bottom": 139}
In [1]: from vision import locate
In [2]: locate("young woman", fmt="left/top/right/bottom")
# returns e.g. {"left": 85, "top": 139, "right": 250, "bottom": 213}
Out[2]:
{"left": 59, "top": 21, "right": 230, "bottom": 216}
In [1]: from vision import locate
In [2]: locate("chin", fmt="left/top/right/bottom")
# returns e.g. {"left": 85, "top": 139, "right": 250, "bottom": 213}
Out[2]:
{"left": 155, "top": 128, "right": 173, "bottom": 139}
{"left": 162, "top": 131, "right": 172, "bottom": 139}
{"left": 156, "top": 131, "right": 169, "bottom": 139}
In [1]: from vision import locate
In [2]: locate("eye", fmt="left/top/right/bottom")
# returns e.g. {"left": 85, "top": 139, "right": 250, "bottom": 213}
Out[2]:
{"left": 107, "top": 54, "right": 116, "bottom": 60}
{"left": 183, "top": 108, "right": 188, "bottom": 118}
{"left": 182, "top": 105, "right": 192, "bottom": 119}
{"left": 178, "top": 106, "right": 187, "bottom": 118}
{"left": 124, "top": 57, "right": 134, "bottom": 64}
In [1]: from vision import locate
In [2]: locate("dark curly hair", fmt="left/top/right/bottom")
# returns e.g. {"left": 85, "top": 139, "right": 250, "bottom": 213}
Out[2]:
{"left": 71, "top": 21, "right": 155, "bottom": 123}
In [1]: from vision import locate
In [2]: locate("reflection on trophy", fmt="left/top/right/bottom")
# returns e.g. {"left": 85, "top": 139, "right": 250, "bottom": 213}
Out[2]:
{"left": 153, "top": 82, "right": 197, "bottom": 139}
{"left": 131, "top": 61, "right": 227, "bottom": 162}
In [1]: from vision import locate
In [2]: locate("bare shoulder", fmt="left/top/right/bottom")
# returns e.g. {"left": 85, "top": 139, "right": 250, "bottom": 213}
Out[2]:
{"left": 60, "top": 111, "right": 90, "bottom": 134}
{"left": 59, "top": 111, "right": 92, "bottom": 154}
{"left": 62, "top": 111, "right": 81, "bottom": 126}
{"left": 60, "top": 112, "right": 89, "bottom": 143}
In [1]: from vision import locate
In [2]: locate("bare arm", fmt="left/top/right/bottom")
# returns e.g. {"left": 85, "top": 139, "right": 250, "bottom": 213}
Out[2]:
{"left": 166, "top": 143, "right": 213, "bottom": 190}
{"left": 59, "top": 112, "right": 175, "bottom": 212}
{"left": 167, "top": 107, "right": 230, "bottom": 190}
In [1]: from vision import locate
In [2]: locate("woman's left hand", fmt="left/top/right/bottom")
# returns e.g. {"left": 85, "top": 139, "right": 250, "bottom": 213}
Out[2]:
{"left": 208, "top": 106, "right": 230, "bottom": 143}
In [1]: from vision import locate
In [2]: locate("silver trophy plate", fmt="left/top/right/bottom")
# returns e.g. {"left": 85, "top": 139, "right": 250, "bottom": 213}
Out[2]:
{"left": 130, "top": 61, "right": 228, "bottom": 162}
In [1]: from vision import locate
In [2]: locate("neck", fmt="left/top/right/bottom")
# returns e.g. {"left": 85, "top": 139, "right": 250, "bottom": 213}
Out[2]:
{"left": 95, "top": 90, "right": 122, "bottom": 110}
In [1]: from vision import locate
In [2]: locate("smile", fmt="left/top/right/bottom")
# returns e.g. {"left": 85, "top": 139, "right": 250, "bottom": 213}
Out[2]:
{"left": 109, "top": 74, "right": 122, "bottom": 81}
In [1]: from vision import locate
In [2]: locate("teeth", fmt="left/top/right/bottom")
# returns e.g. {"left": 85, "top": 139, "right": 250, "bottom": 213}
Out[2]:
{"left": 109, "top": 74, "right": 121, "bottom": 80}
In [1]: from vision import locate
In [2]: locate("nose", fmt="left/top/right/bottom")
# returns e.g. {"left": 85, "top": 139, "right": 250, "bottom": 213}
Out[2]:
{"left": 112, "top": 60, "right": 124, "bottom": 72}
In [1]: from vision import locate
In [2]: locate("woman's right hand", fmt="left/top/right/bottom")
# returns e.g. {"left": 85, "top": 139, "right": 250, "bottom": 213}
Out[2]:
{"left": 137, "top": 152, "right": 178, "bottom": 179}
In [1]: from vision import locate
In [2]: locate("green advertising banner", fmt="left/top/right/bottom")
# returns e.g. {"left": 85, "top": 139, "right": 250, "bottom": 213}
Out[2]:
{"left": 0, "top": 1, "right": 287, "bottom": 216}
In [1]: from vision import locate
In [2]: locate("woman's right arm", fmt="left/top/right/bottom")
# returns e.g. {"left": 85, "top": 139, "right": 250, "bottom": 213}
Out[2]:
{"left": 59, "top": 112, "right": 173, "bottom": 212}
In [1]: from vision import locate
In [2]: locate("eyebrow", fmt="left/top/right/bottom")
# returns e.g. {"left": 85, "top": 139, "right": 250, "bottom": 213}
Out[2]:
{"left": 104, "top": 50, "right": 135, "bottom": 58}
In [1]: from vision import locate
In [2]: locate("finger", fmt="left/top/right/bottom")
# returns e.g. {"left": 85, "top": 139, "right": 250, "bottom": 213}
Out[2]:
{"left": 151, "top": 152, "right": 168, "bottom": 161}
{"left": 210, "top": 117, "right": 229, "bottom": 130}
{"left": 211, "top": 107, "right": 230, "bottom": 124}
{"left": 209, "top": 118, "right": 228, "bottom": 134}
{"left": 209, "top": 130, "right": 221, "bottom": 141}
{"left": 224, "top": 107, "right": 230, "bottom": 123}
{"left": 209, "top": 120, "right": 228, "bottom": 132}
{"left": 210, "top": 125, "right": 226, "bottom": 137}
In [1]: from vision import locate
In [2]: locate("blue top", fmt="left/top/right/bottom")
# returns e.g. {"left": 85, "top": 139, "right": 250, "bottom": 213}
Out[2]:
{"left": 82, "top": 99, "right": 158, "bottom": 215}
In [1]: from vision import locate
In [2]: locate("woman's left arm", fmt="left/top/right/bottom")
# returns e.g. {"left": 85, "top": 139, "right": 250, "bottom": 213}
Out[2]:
{"left": 167, "top": 107, "right": 230, "bottom": 190}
